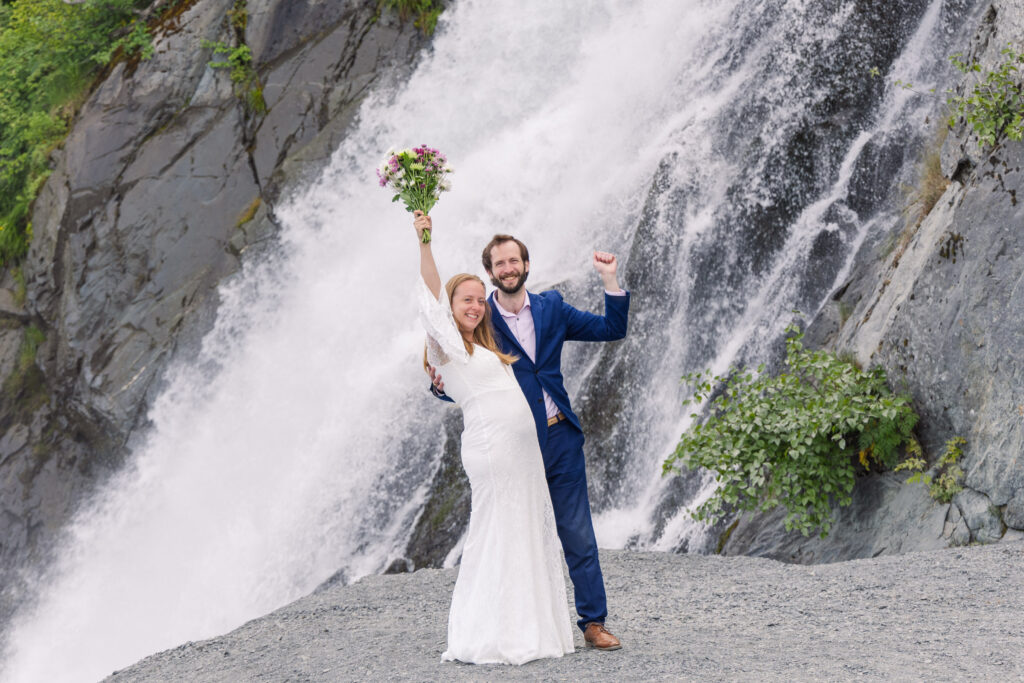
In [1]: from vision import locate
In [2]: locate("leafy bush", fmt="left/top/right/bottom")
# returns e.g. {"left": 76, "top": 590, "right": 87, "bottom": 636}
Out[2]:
{"left": 379, "top": 0, "right": 444, "bottom": 36}
{"left": 663, "top": 325, "right": 919, "bottom": 538}
{"left": 949, "top": 44, "right": 1024, "bottom": 148}
{"left": 894, "top": 436, "right": 965, "bottom": 503}
{"left": 0, "top": 0, "right": 155, "bottom": 266}
{"left": 202, "top": 1, "right": 265, "bottom": 115}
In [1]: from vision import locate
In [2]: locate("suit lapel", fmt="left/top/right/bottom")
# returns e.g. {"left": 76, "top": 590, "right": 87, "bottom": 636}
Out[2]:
{"left": 528, "top": 291, "right": 544, "bottom": 362}
{"left": 488, "top": 293, "right": 533, "bottom": 366}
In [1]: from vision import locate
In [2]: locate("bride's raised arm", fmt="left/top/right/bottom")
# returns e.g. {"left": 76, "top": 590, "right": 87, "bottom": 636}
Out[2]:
{"left": 415, "top": 210, "right": 442, "bottom": 300}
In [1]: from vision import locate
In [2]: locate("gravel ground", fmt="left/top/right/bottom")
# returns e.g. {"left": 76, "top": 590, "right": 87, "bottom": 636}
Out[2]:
{"left": 106, "top": 543, "right": 1024, "bottom": 682}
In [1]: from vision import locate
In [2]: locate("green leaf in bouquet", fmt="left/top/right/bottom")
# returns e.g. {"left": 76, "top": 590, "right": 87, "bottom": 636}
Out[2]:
{"left": 392, "top": 194, "right": 401, "bottom": 202}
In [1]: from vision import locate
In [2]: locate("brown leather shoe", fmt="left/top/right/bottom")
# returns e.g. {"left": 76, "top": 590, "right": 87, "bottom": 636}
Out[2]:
{"left": 583, "top": 622, "right": 622, "bottom": 651}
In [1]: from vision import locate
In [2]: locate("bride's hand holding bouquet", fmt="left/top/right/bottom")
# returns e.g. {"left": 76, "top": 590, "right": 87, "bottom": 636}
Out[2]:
{"left": 413, "top": 210, "right": 433, "bottom": 244}
{"left": 377, "top": 145, "right": 453, "bottom": 243}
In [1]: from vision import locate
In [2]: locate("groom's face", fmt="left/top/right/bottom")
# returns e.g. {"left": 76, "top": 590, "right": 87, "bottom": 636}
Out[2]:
{"left": 487, "top": 241, "right": 530, "bottom": 294}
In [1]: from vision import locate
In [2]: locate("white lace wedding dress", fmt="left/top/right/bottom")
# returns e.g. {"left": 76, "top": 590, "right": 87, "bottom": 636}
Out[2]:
{"left": 418, "top": 279, "right": 574, "bottom": 665}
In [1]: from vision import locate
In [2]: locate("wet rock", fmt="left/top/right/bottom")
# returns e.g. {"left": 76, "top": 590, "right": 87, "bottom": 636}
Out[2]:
{"left": 0, "top": 289, "right": 27, "bottom": 323}
{"left": 403, "top": 410, "right": 470, "bottom": 570}
{"left": 735, "top": 2, "right": 1024, "bottom": 562}
{"left": 383, "top": 558, "right": 414, "bottom": 574}
{"left": 3, "top": 0, "right": 430, "bottom": 608}
{"left": 0, "top": 424, "right": 29, "bottom": 465}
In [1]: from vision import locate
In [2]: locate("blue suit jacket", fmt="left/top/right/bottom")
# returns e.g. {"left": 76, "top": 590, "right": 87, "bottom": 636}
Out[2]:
{"left": 488, "top": 290, "right": 630, "bottom": 450}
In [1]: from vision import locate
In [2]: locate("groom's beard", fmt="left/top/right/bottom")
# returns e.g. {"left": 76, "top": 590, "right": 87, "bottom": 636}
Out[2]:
{"left": 490, "top": 269, "right": 529, "bottom": 294}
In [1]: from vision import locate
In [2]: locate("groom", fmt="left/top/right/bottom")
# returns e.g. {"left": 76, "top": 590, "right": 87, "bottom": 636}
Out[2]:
{"left": 432, "top": 234, "right": 629, "bottom": 651}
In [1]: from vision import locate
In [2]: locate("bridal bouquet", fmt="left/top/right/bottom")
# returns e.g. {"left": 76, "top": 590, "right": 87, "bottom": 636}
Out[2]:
{"left": 377, "top": 145, "right": 453, "bottom": 243}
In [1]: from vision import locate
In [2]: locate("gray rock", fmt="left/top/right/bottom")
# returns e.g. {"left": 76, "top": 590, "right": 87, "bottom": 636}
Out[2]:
{"left": 723, "top": 472, "right": 949, "bottom": 562}
{"left": 949, "top": 516, "right": 971, "bottom": 547}
{"left": 403, "top": 410, "right": 470, "bottom": 570}
{"left": 953, "top": 488, "right": 1005, "bottom": 543}
{"left": 1, "top": 0, "right": 431, "bottom": 610}
{"left": 1004, "top": 489, "right": 1024, "bottom": 530}
{"left": 0, "top": 424, "right": 29, "bottom": 466}
{"left": 839, "top": 4, "right": 1024, "bottom": 510}
{"left": 732, "top": 0, "right": 1024, "bottom": 562}
{"left": 942, "top": 503, "right": 961, "bottom": 539}
{"left": 0, "top": 289, "right": 26, "bottom": 322}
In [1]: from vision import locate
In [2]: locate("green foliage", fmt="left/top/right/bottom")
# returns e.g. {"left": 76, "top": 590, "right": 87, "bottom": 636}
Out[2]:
{"left": 663, "top": 325, "right": 919, "bottom": 538}
{"left": 203, "top": 40, "right": 254, "bottom": 85}
{"left": 949, "top": 45, "right": 1024, "bottom": 148}
{"left": 0, "top": 0, "right": 155, "bottom": 266}
{"left": 235, "top": 196, "right": 261, "bottom": 226}
{"left": 12, "top": 266, "right": 26, "bottom": 306}
{"left": 894, "top": 436, "right": 966, "bottom": 503}
{"left": 379, "top": 0, "right": 444, "bottom": 36}
{"left": 202, "top": 2, "right": 265, "bottom": 115}
{"left": 202, "top": 40, "right": 266, "bottom": 114}
{"left": 2, "top": 323, "right": 49, "bottom": 416}
{"left": 227, "top": 0, "right": 247, "bottom": 31}
{"left": 18, "top": 324, "right": 45, "bottom": 369}
{"left": 903, "top": 126, "right": 950, "bottom": 227}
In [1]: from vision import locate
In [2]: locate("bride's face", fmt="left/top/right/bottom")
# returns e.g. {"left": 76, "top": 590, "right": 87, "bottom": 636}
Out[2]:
{"left": 452, "top": 280, "right": 487, "bottom": 335}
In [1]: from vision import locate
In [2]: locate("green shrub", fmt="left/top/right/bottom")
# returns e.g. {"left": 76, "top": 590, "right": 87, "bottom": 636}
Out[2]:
{"left": 0, "top": 0, "right": 155, "bottom": 266}
{"left": 379, "top": 0, "right": 444, "bottom": 36}
{"left": 663, "top": 325, "right": 919, "bottom": 538}
{"left": 202, "top": 2, "right": 265, "bottom": 115}
{"left": 949, "top": 44, "right": 1024, "bottom": 148}
{"left": 894, "top": 436, "right": 966, "bottom": 503}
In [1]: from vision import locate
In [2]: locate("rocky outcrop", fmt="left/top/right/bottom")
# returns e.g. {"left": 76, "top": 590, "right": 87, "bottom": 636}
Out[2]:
{"left": 0, "top": 0, "right": 429, "bottom": 612}
{"left": 724, "top": 0, "right": 1024, "bottom": 561}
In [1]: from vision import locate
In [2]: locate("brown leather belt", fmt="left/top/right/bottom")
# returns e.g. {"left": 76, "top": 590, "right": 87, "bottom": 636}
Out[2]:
{"left": 547, "top": 412, "right": 567, "bottom": 427}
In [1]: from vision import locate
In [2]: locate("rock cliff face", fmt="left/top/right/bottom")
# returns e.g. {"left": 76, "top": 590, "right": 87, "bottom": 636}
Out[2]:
{"left": 0, "top": 0, "right": 428, "bottom": 614}
{"left": 1, "top": 0, "right": 1022, "bottom": 628}
{"left": 724, "top": 0, "right": 1024, "bottom": 561}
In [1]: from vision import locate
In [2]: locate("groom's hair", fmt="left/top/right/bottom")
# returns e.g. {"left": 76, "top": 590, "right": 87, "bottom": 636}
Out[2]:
{"left": 481, "top": 234, "right": 530, "bottom": 273}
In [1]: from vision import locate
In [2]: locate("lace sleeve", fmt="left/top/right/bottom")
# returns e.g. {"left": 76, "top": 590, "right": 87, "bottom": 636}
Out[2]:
{"left": 417, "top": 277, "right": 470, "bottom": 367}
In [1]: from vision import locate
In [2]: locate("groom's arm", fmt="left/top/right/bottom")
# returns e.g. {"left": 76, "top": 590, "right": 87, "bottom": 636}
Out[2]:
{"left": 564, "top": 250, "right": 630, "bottom": 342}
{"left": 428, "top": 365, "right": 454, "bottom": 403}
{"left": 563, "top": 291, "right": 630, "bottom": 342}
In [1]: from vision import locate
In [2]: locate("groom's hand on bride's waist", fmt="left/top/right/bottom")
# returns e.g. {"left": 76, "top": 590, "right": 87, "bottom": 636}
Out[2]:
{"left": 429, "top": 364, "right": 446, "bottom": 394}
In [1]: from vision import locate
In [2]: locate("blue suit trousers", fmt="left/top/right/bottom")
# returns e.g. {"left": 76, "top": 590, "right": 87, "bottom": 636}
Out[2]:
{"left": 543, "top": 420, "right": 607, "bottom": 631}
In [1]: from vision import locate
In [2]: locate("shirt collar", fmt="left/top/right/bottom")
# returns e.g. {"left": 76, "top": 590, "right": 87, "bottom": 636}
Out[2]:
{"left": 492, "top": 291, "right": 531, "bottom": 319}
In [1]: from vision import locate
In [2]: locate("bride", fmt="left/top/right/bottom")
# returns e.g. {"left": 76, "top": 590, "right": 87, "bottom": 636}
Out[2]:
{"left": 413, "top": 210, "right": 574, "bottom": 665}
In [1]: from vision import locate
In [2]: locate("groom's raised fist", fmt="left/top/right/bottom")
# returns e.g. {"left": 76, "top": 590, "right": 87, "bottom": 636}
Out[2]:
{"left": 592, "top": 251, "right": 617, "bottom": 274}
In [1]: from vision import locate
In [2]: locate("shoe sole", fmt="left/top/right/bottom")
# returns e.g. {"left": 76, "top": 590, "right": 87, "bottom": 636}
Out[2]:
{"left": 585, "top": 642, "right": 622, "bottom": 651}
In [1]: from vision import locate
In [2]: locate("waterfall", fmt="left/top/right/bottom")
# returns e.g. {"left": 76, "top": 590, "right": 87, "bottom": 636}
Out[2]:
{"left": 1, "top": 0, "right": 980, "bottom": 680}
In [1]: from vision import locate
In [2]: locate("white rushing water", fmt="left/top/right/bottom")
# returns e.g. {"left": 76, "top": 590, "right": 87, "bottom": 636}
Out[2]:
{"left": 1, "top": 0, "right": 976, "bottom": 680}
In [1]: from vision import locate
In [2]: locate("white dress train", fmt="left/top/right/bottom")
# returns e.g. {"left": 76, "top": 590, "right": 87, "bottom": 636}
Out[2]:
{"left": 417, "top": 278, "right": 574, "bottom": 665}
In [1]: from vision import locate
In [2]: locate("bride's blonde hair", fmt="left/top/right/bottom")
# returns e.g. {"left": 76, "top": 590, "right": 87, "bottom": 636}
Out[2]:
{"left": 423, "top": 273, "right": 518, "bottom": 369}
